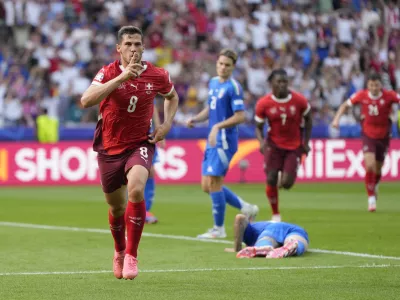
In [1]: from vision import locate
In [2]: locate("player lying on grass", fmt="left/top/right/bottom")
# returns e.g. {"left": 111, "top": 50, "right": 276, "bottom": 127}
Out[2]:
{"left": 225, "top": 214, "right": 309, "bottom": 258}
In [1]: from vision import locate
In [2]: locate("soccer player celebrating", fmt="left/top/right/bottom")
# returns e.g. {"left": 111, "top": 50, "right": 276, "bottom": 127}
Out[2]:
{"left": 186, "top": 49, "right": 259, "bottom": 239}
{"left": 332, "top": 73, "right": 400, "bottom": 212}
{"left": 80, "top": 26, "right": 178, "bottom": 280}
{"left": 225, "top": 214, "right": 309, "bottom": 259}
{"left": 255, "top": 69, "right": 312, "bottom": 222}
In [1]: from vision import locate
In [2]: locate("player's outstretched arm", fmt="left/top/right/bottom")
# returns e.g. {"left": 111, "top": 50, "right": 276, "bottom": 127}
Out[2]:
{"left": 331, "top": 102, "right": 351, "bottom": 128}
{"left": 255, "top": 120, "right": 265, "bottom": 154}
{"left": 149, "top": 89, "right": 179, "bottom": 144}
{"left": 213, "top": 110, "right": 246, "bottom": 130}
{"left": 233, "top": 214, "right": 248, "bottom": 252}
{"left": 303, "top": 111, "right": 313, "bottom": 154}
{"left": 187, "top": 106, "right": 210, "bottom": 128}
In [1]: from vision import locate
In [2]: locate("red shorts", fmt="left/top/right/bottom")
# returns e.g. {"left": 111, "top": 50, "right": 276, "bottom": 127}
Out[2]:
{"left": 362, "top": 134, "right": 389, "bottom": 163}
{"left": 264, "top": 142, "right": 303, "bottom": 176}
{"left": 97, "top": 141, "right": 155, "bottom": 193}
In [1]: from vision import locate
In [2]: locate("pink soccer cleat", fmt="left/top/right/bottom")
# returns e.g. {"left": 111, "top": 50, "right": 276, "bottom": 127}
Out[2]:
{"left": 113, "top": 250, "right": 125, "bottom": 279}
{"left": 122, "top": 254, "right": 139, "bottom": 280}
{"left": 237, "top": 247, "right": 256, "bottom": 258}
{"left": 236, "top": 246, "right": 273, "bottom": 258}
{"left": 145, "top": 211, "right": 158, "bottom": 224}
{"left": 266, "top": 240, "right": 298, "bottom": 259}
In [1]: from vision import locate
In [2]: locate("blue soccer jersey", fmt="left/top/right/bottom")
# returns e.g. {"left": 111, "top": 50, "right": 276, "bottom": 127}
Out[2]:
{"left": 207, "top": 77, "right": 245, "bottom": 152}
{"left": 243, "top": 221, "right": 309, "bottom": 246}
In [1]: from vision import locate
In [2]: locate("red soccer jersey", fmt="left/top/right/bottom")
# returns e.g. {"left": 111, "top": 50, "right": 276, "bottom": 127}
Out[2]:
{"left": 347, "top": 89, "right": 400, "bottom": 139}
{"left": 255, "top": 91, "right": 310, "bottom": 150}
{"left": 91, "top": 60, "right": 174, "bottom": 155}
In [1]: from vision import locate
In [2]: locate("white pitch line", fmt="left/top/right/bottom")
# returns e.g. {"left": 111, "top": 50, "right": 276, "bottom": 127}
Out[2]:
{"left": 1, "top": 264, "right": 399, "bottom": 276}
{"left": 1, "top": 221, "right": 400, "bottom": 261}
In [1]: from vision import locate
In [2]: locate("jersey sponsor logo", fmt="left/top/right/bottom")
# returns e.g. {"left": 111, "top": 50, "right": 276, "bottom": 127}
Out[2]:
{"left": 290, "top": 105, "right": 296, "bottom": 115}
{"left": 130, "top": 83, "right": 138, "bottom": 90}
{"left": 95, "top": 72, "right": 104, "bottom": 82}
{"left": 234, "top": 99, "right": 244, "bottom": 106}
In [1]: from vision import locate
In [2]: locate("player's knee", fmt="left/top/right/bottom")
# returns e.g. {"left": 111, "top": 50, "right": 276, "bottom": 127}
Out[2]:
{"left": 281, "top": 180, "right": 294, "bottom": 190}
{"left": 109, "top": 206, "right": 125, "bottom": 217}
{"left": 267, "top": 172, "right": 279, "bottom": 186}
{"left": 209, "top": 177, "right": 223, "bottom": 192}
{"left": 128, "top": 185, "right": 145, "bottom": 202}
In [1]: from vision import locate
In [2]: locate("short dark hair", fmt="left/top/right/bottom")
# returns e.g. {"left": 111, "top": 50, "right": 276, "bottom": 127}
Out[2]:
{"left": 367, "top": 72, "right": 382, "bottom": 82}
{"left": 117, "top": 26, "right": 143, "bottom": 43}
{"left": 219, "top": 49, "right": 238, "bottom": 65}
{"left": 268, "top": 69, "right": 287, "bottom": 82}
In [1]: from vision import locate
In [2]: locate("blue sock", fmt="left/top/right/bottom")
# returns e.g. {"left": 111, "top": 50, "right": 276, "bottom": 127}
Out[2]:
{"left": 296, "top": 241, "right": 306, "bottom": 256}
{"left": 255, "top": 238, "right": 274, "bottom": 248}
{"left": 210, "top": 191, "right": 226, "bottom": 227}
{"left": 144, "top": 177, "right": 155, "bottom": 212}
{"left": 222, "top": 186, "right": 243, "bottom": 209}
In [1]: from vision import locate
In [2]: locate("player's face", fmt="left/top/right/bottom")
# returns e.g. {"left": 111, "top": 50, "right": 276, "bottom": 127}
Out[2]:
{"left": 367, "top": 80, "right": 382, "bottom": 97}
{"left": 216, "top": 55, "right": 235, "bottom": 79}
{"left": 116, "top": 33, "right": 144, "bottom": 66}
{"left": 272, "top": 74, "right": 289, "bottom": 98}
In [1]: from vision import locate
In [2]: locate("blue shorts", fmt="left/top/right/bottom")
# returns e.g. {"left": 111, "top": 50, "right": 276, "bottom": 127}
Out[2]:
{"left": 152, "top": 148, "right": 159, "bottom": 164}
{"left": 201, "top": 148, "right": 235, "bottom": 177}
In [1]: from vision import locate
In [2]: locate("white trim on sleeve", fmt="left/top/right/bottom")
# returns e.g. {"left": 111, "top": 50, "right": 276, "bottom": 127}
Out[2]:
{"left": 91, "top": 81, "right": 103, "bottom": 86}
{"left": 346, "top": 99, "right": 353, "bottom": 107}
{"left": 159, "top": 86, "right": 175, "bottom": 97}
{"left": 254, "top": 115, "right": 265, "bottom": 123}
{"left": 303, "top": 103, "right": 311, "bottom": 116}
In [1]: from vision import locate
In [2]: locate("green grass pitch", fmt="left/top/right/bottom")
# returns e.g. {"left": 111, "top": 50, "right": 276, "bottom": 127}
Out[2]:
{"left": 0, "top": 183, "right": 399, "bottom": 300}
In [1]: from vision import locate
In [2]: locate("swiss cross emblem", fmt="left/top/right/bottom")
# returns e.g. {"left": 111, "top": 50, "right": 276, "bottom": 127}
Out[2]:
{"left": 146, "top": 83, "right": 153, "bottom": 90}
{"left": 270, "top": 107, "right": 277, "bottom": 114}
{"left": 380, "top": 99, "right": 385, "bottom": 105}
{"left": 290, "top": 105, "right": 296, "bottom": 115}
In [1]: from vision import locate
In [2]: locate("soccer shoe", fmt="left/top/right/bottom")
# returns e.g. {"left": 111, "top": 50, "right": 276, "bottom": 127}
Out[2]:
{"left": 271, "top": 214, "right": 281, "bottom": 222}
{"left": 241, "top": 204, "right": 259, "bottom": 221}
{"left": 197, "top": 227, "right": 227, "bottom": 239}
{"left": 236, "top": 246, "right": 273, "bottom": 258}
{"left": 266, "top": 240, "right": 298, "bottom": 259}
{"left": 236, "top": 247, "right": 256, "bottom": 258}
{"left": 122, "top": 254, "right": 139, "bottom": 280}
{"left": 113, "top": 250, "right": 125, "bottom": 279}
{"left": 368, "top": 196, "right": 376, "bottom": 212}
{"left": 145, "top": 211, "right": 158, "bottom": 224}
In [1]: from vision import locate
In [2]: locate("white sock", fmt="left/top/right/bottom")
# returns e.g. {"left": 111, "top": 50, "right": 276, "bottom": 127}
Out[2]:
{"left": 368, "top": 196, "right": 376, "bottom": 205}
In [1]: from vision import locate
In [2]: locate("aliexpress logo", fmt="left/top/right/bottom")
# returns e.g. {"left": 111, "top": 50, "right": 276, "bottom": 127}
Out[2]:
{"left": 0, "top": 149, "right": 8, "bottom": 181}
{"left": 197, "top": 139, "right": 260, "bottom": 168}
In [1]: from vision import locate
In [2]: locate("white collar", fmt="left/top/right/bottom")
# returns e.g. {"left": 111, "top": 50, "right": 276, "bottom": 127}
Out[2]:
{"left": 271, "top": 93, "right": 292, "bottom": 103}
{"left": 368, "top": 91, "right": 382, "bottom": 100}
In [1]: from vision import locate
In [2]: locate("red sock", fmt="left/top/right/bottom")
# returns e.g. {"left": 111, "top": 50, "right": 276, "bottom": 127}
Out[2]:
{"left": 108, "top": 210, "right": 126, "bottom": 252}
{"left": 266, "top": 185, "right": 279, "bottom": 215}
{"left": 375, "top": 173, "right": 381, "bottom": 185}
{"left": 125, "top": 200, "right": 146, "bottom": 257}
{"left": 365, "top": 170, "right": 376, "bottom": 197}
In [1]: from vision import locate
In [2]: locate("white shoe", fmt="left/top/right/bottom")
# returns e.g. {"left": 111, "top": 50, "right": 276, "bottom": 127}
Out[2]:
{"left": 241, "top": 204, "right": 259, "bottom": 221}
{"left": 197, "top": 227, "right": 227, "bottom": 239}
{"left": 368, "top": 196, "right": 376, "bottom": 212}
{"left": 271, "top": 214, "right": 281, "bottom": 222}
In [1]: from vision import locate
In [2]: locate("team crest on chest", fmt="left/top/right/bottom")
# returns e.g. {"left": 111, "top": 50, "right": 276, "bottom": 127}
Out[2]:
{"left": 290, "top": 105, "right": 296, "bottom": 115}
{"left": 145, "top": 82, "right": 153, "bottom": 94}
{"left": 118, "top": 82, "right": 127, "bottom": 90}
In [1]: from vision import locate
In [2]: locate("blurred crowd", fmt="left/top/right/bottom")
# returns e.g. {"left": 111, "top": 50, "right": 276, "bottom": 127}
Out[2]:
{"left": 0, "top": 0, "right": 399, "bottom": 128}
